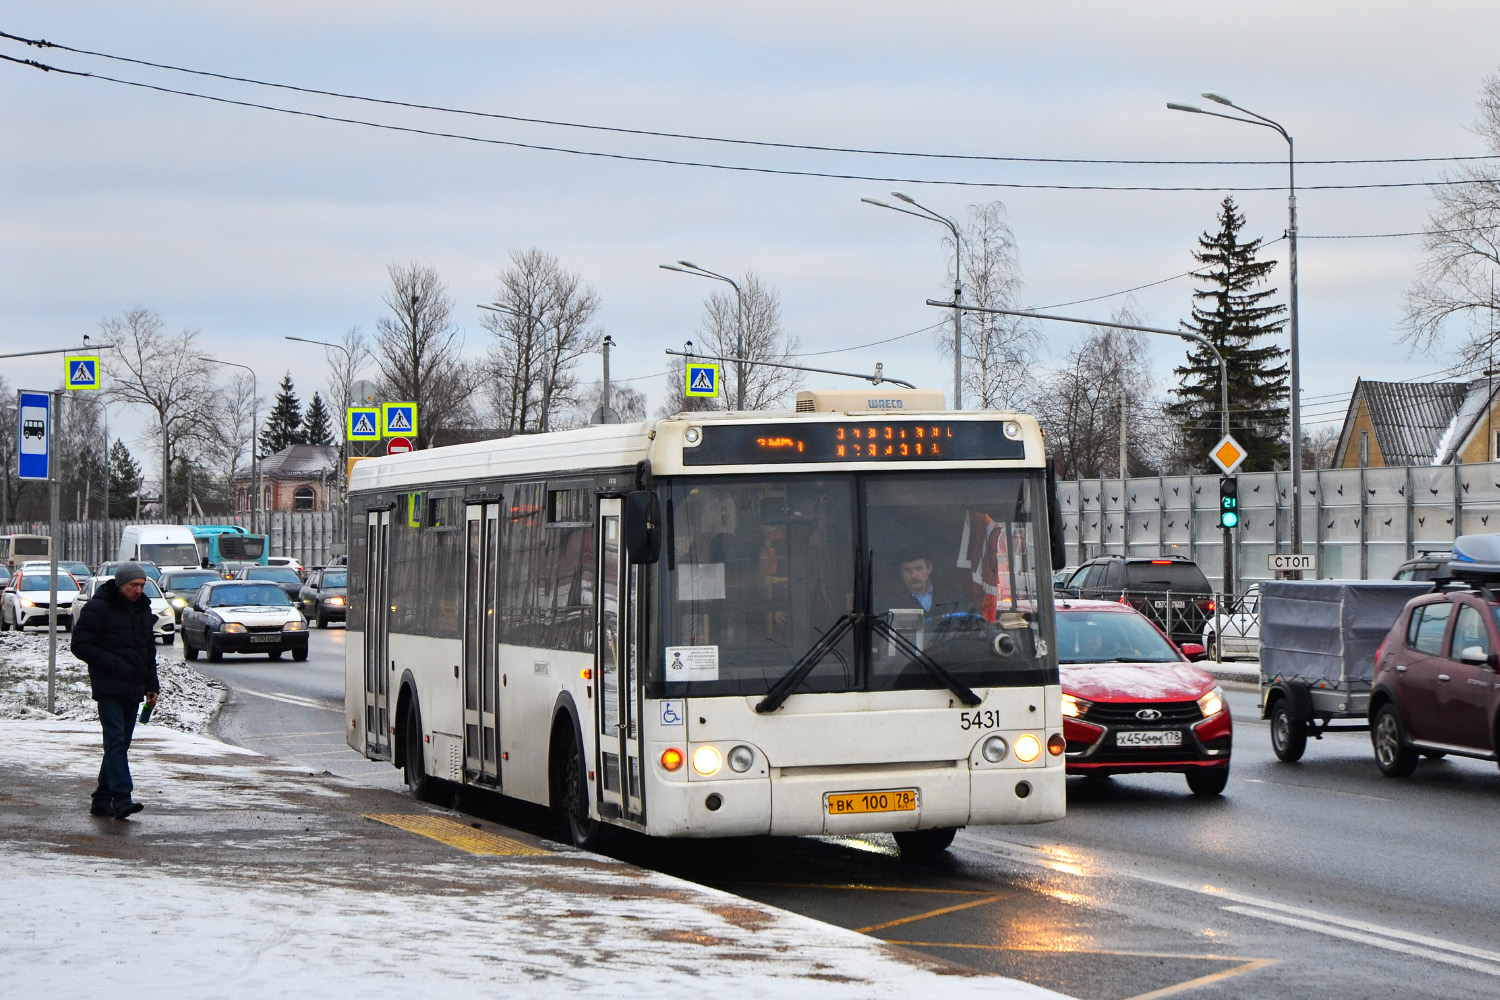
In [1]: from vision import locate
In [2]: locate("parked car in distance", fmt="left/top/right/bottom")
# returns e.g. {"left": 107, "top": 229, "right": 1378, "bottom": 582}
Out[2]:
{"left": 78, "top": 576, "right": 177, "bottom": 644}
{"left": 214, "top": 560, "right": 259, "bottom": 579}
{"left": 158, "top": 569, "right": 224, "bottom": 623}
{"left": 1056, "top": 599, "right": 1230, "bottom": 796}
{"left": 297, "top": 566, "right": 347, "bottom": 628}
{"left": 1, "top": 570, "right": 81, "bottom": 631}
{"left": 1060, "top": 555, "right": 1216, "bottom": 646}
{"left": 233, "top": 565, "right": 305, "bottom": 601}
{"left": 1369, "top": 534, "right": 1500, "bottom": 776}
{"left": 179, "top": 580, "right": 309, "bottom": 662}
{"left": 96, "top": 560, "right": 162, "bottom": 582}
{"left": 1393, "top": 549, "right": 1453, "bottom": 582}
{"left": 1202, "top": 583, "right": 1261, "bottom": 661}
{"left": 56, "top": 560, "right": 93, "bottom": 583}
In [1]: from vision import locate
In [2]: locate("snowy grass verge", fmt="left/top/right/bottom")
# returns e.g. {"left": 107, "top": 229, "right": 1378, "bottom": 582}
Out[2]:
{"left": 0, "top": 631, "right": 225, "bottom": 732}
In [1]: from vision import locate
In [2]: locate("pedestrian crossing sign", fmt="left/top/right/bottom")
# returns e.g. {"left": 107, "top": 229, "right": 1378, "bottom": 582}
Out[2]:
{"left": 347, "top": 406, "right": 381, "bottom": 441}
{"left": 381, "top": 402, "right": 418, "bottom": 438}
{"left": 684, "top": 363, "right": 720, "bottom": 398}
{"left": 65, "top": 355, "right": 101, "bottom": 390}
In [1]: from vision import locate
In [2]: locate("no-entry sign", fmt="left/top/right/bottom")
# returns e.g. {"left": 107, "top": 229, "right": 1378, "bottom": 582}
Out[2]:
{"left": 387, "top": 437, "right": 413, "bottom": 455}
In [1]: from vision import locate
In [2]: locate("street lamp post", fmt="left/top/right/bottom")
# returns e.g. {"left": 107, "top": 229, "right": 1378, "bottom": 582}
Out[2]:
{"left": 660, "top": 262, "right": 747, "bottom": 410}
{"left": 1169, "top": 93, "right": 1303, "bottom": 565}
{"left": 863, "top": 193, "right": 964, "bottom": 410}
{"left": 199, "top": 357, "right": 259, "bottom": 535}
{"left": 285, "top": 336, "right": 357, "bottom": 504}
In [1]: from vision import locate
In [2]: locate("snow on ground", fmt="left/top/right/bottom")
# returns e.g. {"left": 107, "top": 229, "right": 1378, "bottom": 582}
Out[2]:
{"left": 0, "top": 631, "right": 224, "bottom": 732}
{"left": 0, "top": 723, "right": 1074, "bottom": 1000}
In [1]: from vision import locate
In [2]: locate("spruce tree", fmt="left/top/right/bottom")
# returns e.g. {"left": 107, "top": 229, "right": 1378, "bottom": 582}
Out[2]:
{"left": 302, "top": 392, "right": 334, "bottom": 446}
{"left": 107, "top": 439, "right": 142, "bottom": 519}
{"left": 1165, "top": 197, "right": 1289, "bottom": 472}
{"left": 259, "top": 371, "right": 305, "bottom": 455}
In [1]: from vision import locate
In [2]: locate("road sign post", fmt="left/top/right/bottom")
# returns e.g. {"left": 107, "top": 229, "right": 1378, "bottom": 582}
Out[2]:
{"left": 18, "top": 390, "right": 50, "bottom": 482}
{"left": 18, "top": 390, "right": 64, "bottom": 712}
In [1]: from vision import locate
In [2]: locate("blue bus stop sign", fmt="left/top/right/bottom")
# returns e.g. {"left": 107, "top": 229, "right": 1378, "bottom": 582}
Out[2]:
{"left": 18, "top": 391, "right": 49, "bottom": 481}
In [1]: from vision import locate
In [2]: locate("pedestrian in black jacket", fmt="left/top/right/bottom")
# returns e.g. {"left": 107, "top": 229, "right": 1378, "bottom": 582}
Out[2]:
{"left": 71, "top": 562, "right": 159, "bottom": 819}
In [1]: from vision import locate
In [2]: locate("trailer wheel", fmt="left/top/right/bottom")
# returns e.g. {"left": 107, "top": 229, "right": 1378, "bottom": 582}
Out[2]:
{"left": 1372, "top": 704, "right": 1418, "bottom": 777}
{"left": 1269, "top": 698, "right": 1307, "bottom": 762}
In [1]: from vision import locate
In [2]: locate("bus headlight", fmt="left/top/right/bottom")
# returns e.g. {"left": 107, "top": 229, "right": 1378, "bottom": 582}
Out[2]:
{"left": 727, "top": 745, "right": 754, "bottom": 772}
{"left": 691, "top": 745, "right": 721, "bottom": 776}
{"left": 1013, "top": 734, "right": 1042, "bottom": 763}
{"left": 982, "top": 736, "right": 1009, "bottom": 763}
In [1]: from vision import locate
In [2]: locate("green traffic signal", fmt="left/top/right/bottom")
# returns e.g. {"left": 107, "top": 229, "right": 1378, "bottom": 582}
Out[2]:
{"left": 1218, "top": 476, "right": 1239, "bottom": 529}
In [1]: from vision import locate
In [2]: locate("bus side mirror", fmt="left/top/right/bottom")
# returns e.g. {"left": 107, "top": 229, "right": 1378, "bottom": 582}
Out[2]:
{"left": 623, "top": 491, "right": 661, "bottom": 565}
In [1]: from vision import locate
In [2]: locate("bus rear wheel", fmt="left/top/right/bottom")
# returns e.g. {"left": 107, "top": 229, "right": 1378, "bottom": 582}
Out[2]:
{"left": 894, "top": 827, "right": 958, "bottom": 858}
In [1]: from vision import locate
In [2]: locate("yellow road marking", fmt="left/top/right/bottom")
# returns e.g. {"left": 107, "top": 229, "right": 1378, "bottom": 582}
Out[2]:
{"left": 366, "top": 814, "right": 552, "bottom": 856}
{"left": 740, "top": 881, "right": 998, "bottom": 896}
{"left": 886, "top": 942, "right": 1276, "bottom": 998}
{"left": 856, "top": 895, "right": 1005, "bottom": 933}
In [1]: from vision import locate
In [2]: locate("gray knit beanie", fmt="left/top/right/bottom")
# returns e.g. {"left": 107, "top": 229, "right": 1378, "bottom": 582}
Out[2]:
{"left": 114, "top": 562, "right": 148, "bottom": 586}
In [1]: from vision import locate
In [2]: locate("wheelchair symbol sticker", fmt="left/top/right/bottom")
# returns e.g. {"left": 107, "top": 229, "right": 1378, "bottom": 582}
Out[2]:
{"left": 659, "top": 700, "right": 685, "bottom": 727}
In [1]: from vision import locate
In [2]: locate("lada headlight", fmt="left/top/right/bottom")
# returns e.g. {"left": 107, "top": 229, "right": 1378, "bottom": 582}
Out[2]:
{"left": 1061, "top": 693, "right": 1092, "bottom": 718}
{"left": 1197, "top": 686, "right": 1224, "bottom": 718}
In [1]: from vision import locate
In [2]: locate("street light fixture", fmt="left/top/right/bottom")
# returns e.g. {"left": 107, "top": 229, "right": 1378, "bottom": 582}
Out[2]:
{"left": 1169, "top": 93, "right": 1304, "bottom": 562}
{"left": 660, "top": 262, "right": 747, "bottom": 410}
{"left": 198, "top": 357, "right": 260, "bottom": 535}
{"left": 863, "top": 193, "right": 964, "bottom": 409}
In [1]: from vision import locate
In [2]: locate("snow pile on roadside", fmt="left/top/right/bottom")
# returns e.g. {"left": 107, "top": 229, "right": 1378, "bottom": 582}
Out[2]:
{"left": 0, "top": 632, "right": 224, "bottom": 732}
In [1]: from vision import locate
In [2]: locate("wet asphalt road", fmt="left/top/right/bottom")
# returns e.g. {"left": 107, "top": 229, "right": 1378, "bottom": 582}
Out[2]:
{"left": 183, "top": 634, "right": 1500, "bottom": 999}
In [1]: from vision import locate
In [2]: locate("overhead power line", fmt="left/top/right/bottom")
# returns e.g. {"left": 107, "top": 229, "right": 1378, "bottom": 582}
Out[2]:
{"left": 2, "top": 29, "right": 1497, "bottom": 170}
{"left": 6, "top": 48, "right": 1500, "bottom": 193}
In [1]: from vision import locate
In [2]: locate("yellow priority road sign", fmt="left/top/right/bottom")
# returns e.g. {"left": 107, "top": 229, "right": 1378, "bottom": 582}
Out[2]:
{"left": 65, "top": 355, "right": 101, "bottom": 390}
{"left": 1210, "top": 434, "right": 1248, "bottom": 474}
{"left": 684, "top": 362, "right": 720, "bottom": 398}
{"left": 347, "top": 407, "right": 380, "bottom": 441}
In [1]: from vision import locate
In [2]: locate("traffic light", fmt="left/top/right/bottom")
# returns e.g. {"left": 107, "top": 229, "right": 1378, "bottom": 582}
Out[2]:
{"left": 1219, "top": 476, "right": 1239, "bottom": 529}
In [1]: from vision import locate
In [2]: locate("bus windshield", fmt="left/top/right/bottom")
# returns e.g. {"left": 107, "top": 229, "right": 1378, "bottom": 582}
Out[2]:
{"left": 656, "top": 471, "right": 1054, "bottom": 698}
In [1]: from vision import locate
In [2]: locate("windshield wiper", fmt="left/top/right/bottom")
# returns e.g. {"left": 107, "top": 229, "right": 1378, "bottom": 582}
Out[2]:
{"left": 868, "top": 616, "right": 982, "bottom": 707}
{"left": 756, "top": 613, "right": 858, "bottom": 714}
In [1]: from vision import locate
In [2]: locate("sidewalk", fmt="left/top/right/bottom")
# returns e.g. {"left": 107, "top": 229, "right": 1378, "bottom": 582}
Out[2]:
{"left": 0, "top": 721, "right": 1072, "bottom": 1000}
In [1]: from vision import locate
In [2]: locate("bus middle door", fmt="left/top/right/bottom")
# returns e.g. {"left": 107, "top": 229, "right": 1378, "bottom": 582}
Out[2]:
{"left": 595, "top": 498, "right": 643, "bottom": 823}
{"left": 463, "top": 502, "right": 502, "bottom": 786}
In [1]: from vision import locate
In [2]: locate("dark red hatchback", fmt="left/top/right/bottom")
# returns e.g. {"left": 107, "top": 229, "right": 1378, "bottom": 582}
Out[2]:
{"left": 1370, "top": 586, "right": 1500, "bottom": 776}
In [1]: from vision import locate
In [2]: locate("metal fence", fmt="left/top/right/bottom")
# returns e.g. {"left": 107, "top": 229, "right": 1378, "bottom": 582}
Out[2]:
{"left": 1056, "top": 462, "right": 1500, "bottom": 591}
{"left": 0, "top": 510, "right": 347, "bottom": 569}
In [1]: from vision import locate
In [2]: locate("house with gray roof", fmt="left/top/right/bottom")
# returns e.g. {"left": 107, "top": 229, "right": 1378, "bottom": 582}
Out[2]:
{"left": 1334, "top": 378, "right": 1500, "bottom": 468}
{"left": 235, "top": 443, "right": 340, "bottom": 513}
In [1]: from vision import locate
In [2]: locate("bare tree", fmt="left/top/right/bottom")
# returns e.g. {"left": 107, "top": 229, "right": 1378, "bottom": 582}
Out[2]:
{"left": 206, "top": 372, "right": 257, "bottom": 500}
{"left": 944, "top": 202, "right": 1039, "bottom": 409}
{"left": 693, "top": 271, "right": 802, "bottom": 410}
{"left": 325, "top": 325, "right": 375, "bottom": 410}
{"left": 375, "top": 262, "right": 474, "bottom": 449}
{"left": 558, "top": 380, "right": 648, "bottom": 429}
{"left": 1403, "top": 72, "right": 1500, "bottom": 362}
{"left": 482, "top": 248, "right": 601, "bottom": 434}
{"left": 101, "top": 308, "right": 217, "bottom": 518}
{"left": 1034, "top": 302, "right": 1164, "bottom": 479}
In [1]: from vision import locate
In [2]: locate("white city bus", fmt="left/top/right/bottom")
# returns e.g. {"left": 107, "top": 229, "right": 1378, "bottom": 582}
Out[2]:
{"left": 346, "top": 389, "right": 1066, "bottom": 854}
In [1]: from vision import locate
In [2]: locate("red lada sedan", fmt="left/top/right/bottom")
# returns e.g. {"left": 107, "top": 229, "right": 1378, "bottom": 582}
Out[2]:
{"left": 1057, "top": 600, "right": 1232, "bottom": 796}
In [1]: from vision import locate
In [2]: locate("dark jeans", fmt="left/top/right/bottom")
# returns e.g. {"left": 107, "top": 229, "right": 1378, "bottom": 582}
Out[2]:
{"left": 93, "top": 697, "right": 139, "bottom": 812}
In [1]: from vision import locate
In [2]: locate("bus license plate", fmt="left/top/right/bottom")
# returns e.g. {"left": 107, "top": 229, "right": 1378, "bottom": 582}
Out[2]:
{"left": 826, "top": 789, "right": 917, "bottom": 815}
{"left": 1116, "top": 730, "right": 1182, "bottom": 747}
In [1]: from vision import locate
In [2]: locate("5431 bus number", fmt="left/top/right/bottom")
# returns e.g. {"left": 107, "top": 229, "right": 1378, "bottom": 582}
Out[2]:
{"left": 959, "top": 709, "right": 1003, "bottom": 731}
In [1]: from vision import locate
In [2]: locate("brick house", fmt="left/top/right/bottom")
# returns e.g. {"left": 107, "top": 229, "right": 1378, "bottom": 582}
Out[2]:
{"left": 236, "top": 444, "right": 340, "bottom": 513}
{"left": 1334, "top": 378, "right": 1500, "bottom": 468}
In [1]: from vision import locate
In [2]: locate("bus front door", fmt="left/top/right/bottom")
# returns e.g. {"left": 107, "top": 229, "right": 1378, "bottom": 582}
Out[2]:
{"left": 463, "top": 502, "right": 502, "bottom": 786}
{"left": 595, "top": 499, "right": 643, "bottom": 823}
{"left": 364, "top": 509, "right": 392, "bottom": 759}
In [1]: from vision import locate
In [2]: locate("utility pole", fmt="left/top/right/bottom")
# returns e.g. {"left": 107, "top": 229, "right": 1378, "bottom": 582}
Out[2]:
{"left": 1119, "top": 387, "right": 1128, "bottom": 479}
{"left": 47, "top": 389, "right": 63, "bottom": 714}
{"left": 595, "top": 335, "right": 618, "bottom": 424}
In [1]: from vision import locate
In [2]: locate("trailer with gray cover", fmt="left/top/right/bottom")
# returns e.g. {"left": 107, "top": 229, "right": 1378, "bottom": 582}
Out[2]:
{"left": 1259, "top": 579, "right": 1430, "bottom": 761}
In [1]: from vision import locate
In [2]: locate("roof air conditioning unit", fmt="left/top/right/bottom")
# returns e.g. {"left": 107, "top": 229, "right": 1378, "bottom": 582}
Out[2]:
{"left": 793, "top": 388, "right": 948, "bottom": 414}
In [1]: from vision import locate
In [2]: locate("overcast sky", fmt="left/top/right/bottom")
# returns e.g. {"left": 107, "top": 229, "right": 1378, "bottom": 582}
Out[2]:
{"left": 5, "top": 2, "right": 1500, "bottom": 456}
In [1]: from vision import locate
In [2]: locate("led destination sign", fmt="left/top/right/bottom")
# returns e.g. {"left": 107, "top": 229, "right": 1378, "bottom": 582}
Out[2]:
{"left": 682, "top": 421, "right": 1026, "bottom": 466}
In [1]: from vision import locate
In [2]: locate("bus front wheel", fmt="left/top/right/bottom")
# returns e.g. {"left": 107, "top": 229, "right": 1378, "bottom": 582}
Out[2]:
{"left": 554, "top": 728, "right": 605, "bottom": 850}
{"left": 894, "top": 827, "right": 958, "bottom": 858}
